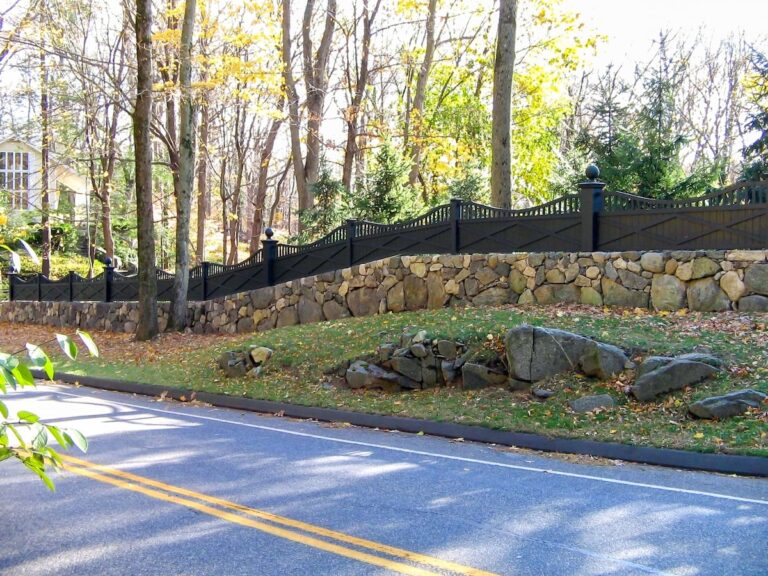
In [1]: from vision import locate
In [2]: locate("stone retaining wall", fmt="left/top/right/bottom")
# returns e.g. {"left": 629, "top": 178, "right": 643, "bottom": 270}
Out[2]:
{"left": 1, "top": 250, "right": 766, "bottom": 334}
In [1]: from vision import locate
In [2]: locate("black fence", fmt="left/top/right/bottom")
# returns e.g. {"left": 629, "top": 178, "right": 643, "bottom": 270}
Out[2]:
{"left": 8, "top": 172, "right": 768, "bottom": 303}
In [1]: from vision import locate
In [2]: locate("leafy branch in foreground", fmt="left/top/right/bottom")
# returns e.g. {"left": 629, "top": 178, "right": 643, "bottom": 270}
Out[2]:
{"left": 0, "top": 330, "right": 98, "bottom": 491}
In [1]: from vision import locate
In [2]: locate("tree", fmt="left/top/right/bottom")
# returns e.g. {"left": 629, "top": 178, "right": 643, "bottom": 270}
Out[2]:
{"left": 742, "top": 47, "right": 768, "bottom": 180}
{"left": 490, "top": 0, "right": 517, "bottom": 209}
{"left": 169, "top": 0, "right": 198, "bottom": 331}
{"left": 0, "top": 330, "right": 97, "bottom": 490}
{"left": 354, "top": 142, "right": 414, "bottom": 222}
{"left": 133, "top": 0, "right": 158, "bottom": 341}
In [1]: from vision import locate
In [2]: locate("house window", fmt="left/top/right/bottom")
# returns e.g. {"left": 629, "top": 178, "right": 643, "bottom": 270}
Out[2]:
{"left": 0, "top": 151, "right": 31, "bottom": 209}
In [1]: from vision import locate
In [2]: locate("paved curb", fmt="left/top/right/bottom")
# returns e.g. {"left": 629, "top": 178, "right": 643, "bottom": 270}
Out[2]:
{"left": 43, "top": 370, "right": 768, "bottom": 477}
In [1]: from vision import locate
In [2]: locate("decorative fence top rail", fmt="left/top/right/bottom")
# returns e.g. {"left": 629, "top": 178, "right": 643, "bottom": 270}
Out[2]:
{"left": 8, "top": 167, "right": 768, "bottom": 303}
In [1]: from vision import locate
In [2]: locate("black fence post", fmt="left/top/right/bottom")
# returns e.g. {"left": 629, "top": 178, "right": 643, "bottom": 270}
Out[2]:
{"left": 578, "top": 164, "right": 606, "bottom": 252}
{"left": 449, "top": 198, "right": 462, "bottom": 253}
{"left": 346, "top": 219, "right": 357, "bottom": 267}
{"left": 68, "top": 271, "right": 75, "bottom": 302}
{"left": 262, "top": 228, "right": 278, "bottom": 286}
{"left": 201, "top": 261, "right": 210, "bottom": 300}
{"left": 37, "top": 273, "right": 42, "bottom": 301}
{"left": 104, "top": 258, "right": 114, "bottom": 302}
{"left": 7, "top": 269, "right": 16, "bottom": 301}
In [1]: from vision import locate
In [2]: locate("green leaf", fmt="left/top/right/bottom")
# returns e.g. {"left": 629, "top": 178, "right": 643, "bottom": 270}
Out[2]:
{"left": 46, "top": 425, "right": 71, "bottom": 449}
{"left": 76, "top": 330, "right": 99, "bottom": 357}
{"left": 0, "top": 366, "right": 16, "bottom": 390}
{"left": 56, "top": 334, "right": 78, "bottom": 361}
{"left": 0, "top": 245, "right": 22, "bottom": 273}
{"left": 11, "top": 363, "right": 35, "bottom": 387}
{"left": 63, "top": 429, "right": 88, "bottom": 453}
{"left": 26, "top": 344, "right": 54, "bottom": 380}
{"left": 0, "top": 400, "right": 7, "bottom": 419}
{"left": 17, "top": 238, "right": 40, "bottom": 266}
{"left": 17, "top": 410, "right": 39, "bottom": 424}
{"left": 0, "top": 447, "right": 11, "bottom": 463}
{"left": 30, "top": 424, "right": 48, "bottom": 451}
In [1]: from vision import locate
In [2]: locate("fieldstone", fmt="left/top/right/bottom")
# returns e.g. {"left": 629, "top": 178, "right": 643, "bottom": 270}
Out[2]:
{"left": 602, "top": 278, "right": 649, "bottom": 308}
{"left": 297, "top": 297, "right": 324, "bottom": 324}
{"left": 473, "top": 287, "right": 510, "bottom": 306}
{"left": 744, "top": 264, "right": 768, "bottom": 296}
{"left": 378, "top": 343, "right": 398, "bottom": 362}
{"left": 618, "top": 269, "right": 650, "bottom": 290}
{"left": 464, "top": 278, "right": 480, "bottom": 297}
{"left": 675, "top": 261, "right": 693, "bottom": 281}
{"left": 323, "top": 299, "right": 351, "bottom": 321}
{"left": 569, "top": 394, "right": 616, "bottom": 413}
{"left": 504, "top": 324, "right": 534, "bottom": 381}
{"left": 532, "top": 388, "right": 555, "bottom": 399}
{"left": 636, "top": 356, "right": 673, "bottom": 378}
{"left": 632, "top": 360, "right": 719, "bottom": 402}
{"left": 410, "top": 343, "right": 428, "bottom": 358}
{"left": 346, "top": 361, "right": 401, "bottom": 392}
{"left": 651, "top": 275, "right": 687, "bottom": 311}
{"left": 691, "top": 257, "right": 720, "bottom": 279}
{"left": 689, "top": 389, "right": 767, "bottom": 419}
{"left": 476, "top": 267, "right": 499, "bottom": 286}
{"left": 738, "top": 294, "right": 768, "bottom": 312}
{"left": 574, "top": 275, "right": 592, "bottom": 287}
{"left": 250, "top": 287, "right": 274, "bottom": 310}
{"left": 404, "top": 275, "right": 428, "bottom": 311}
{"left": 565, "top": 262, "right": 581, "bottom": 282}
{"left": 411, "top": 262, "right": 427, "bottom": 278}
{"left": 534, "top": 284, "right": 580, "bottom": 304}
{"left": 727, "top": 250, "right": 765, "bottom": 262}
{"left": 441, "top": 359, "right": 460, "bottom": 385}
{"left": 276, "top": 306, "right": 298, "bottom": 328}
{"left": 218, "top": 351, "right": 250, "bottom": 377}
{"left": 580, "top": 287, "right": 603, "bottom": 306}
{"left": 390, "top": 356, "right": 423, "bottom": 382}
{"left": 528, "top": 253, "right": 546, "bottom": 267}
{"left": 677, "top": 353, "right": 724, "bottom": 368}
{"left": 578, "top": 343, "right": 629, "bottom": 380}
{"left": 426, "top": 273, "right": 447, "bottom": 309}
{"left": 687, "top": 278, "right": 731, "bottom": 311}
{"left": 585, "top": 266, "right": 601, "bottom": 279}
{"left": 387, "top": 282, "right": 405, "bottom": 313}
{"left": 436, "top": 340, "right": 458, "bottom": 359}
{"left": 506, "top": 325, "right": 594, "bottom": 382}
{"left": 640, "top": 252, "right": 666, "bottom": 273}
{"left": 347, "top": 288, "right": 379, "bottom": 317}
{"left": 719, "top": 271, "right": 745, "bottom": 302}
{"left": 509, "top": 269, "right": 527, "bottom": 294}
{"left": 249, "top": 346, "right": 273, "bottom": 366}
{"left": 518, "top": 289, "right": 535, "bottom": 305}
{"left": 545, "top": 269, "right": 566, "bottom": 284}
{"left": 461, "top": 363, "right": 507, "bottom": 390}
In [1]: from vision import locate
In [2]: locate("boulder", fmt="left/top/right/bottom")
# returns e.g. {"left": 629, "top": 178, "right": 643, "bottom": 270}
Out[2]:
{"left": 676, "top": 353, "right": 724, "bottom": 368}
{"left": 297, "top": 297, "right": 324, "bottom": 324}
{"left": 618, "top": 269, "right": 649, "bottom": 290}
{"left": 390, "top": 356, "right": 423, "bottom": 383}
{"left": 632, "top": 360, "right": 719, "bottom": 402}
{"left": 436, "top": 340, "right": 457, "bottom": 359}
{"left": 691, "top": 257, "right": 720, "bottom": 279}
{"left": 509, "top": 269, "right": 527, "bottom": 294}
{"left": 249, "top": 346, "right": 273, "bottom": 366}
{"left": 569, "top": 394, "right": 616, "bottom": 413}
{"left": 410, "top": 343, "right": 429, "bottom": 358}
{"left": 426, "top": 273, "right": 447, "bottom": 309}
{"left": 719, "top": 271, "right": 745, "bottom": 302}
{"left": 504, "top": 324, "right": 534, "bottom": 381}
{"left": 218, "top": 351, "right": 250, "bottom": 378}
{"left": 636, "top": 356, "right": 674, "bottom": 378}
{"left": 276, "top": 306, "right": 299, "bottom": 328}
{"left": 580, "top": 287, "right": 603, "bottom": 306}
{"left": 744, "top": 264, "right": 768, "bottom": 296}
{"left": 651, "top": 275, "right": 687, "bottom": 311}
{"left": 687, "top": 278, "right": 731, "bottom": 311}
{"left": 578, "top": 343, "right": 629, "bottom": 380}
{"left": 473, "top": 287, "right": 511, "bottom": 306}
{"left": 533, "top": 284, "right": 580, "bottom": 305}
{"left": 347, "top": 287, "right": 379, "bottom": 317}
{"left": 461, "top": 363, "right": 507, "bottom": 390}
{"left": 323, "top": 299, "right": 351, "bottom": 321}
{"left": 346, "top": 361, "right": 402, "bottom": 392}
{"left": 689, "top": 389, "right": 767, "bottom": 419}
{"left": 738, "top": 294, "right": 768, "bottom": 312}
{"left": 602, "top": 278, "right": 649, "bottom": 308}
{"left": 640, "top": 252, "right": 666, "bottom": 273}
{"left": 403, "top": 275, "right": 428, "bottom": 311}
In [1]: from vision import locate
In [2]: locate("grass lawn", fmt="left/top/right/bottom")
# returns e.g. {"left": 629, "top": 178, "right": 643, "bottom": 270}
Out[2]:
{"left": 2, "top": 304, "right": 766, "bottom": 457}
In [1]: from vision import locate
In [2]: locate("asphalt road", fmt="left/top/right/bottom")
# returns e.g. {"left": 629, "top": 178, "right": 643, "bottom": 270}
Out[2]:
{"left": 1, "top": 383, "right": 766, "bottom": 576}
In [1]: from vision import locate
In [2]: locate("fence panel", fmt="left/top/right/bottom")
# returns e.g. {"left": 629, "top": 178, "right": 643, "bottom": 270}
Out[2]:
{"left": 72, "top": 274, "right": 106, "bottom": 301}
{"left": 40, "top": 278, "right": 68, "bottom": 301}
{"left": 207, "top": 262, "right": 265, "bottom": 299}
{"left": 273, "top": 242, "right": 347, "bottom": 284}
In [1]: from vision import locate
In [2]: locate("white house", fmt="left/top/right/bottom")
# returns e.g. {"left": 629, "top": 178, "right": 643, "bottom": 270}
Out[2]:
{"left": 0, "top": 138, "right": 88, "bottom": 211}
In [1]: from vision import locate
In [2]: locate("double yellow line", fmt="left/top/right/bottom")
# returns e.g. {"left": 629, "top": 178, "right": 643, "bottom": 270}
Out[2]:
{"left": 61, "top": 455, "right": 498, "bottom": 576}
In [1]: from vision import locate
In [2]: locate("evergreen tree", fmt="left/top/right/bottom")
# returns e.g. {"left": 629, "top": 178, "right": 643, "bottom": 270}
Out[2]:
{"left": 742, "top": 48, "right": 768, "bottom": 181}
{"left": 354, "top": 143, "right": 417, "bottom": 223}
{"left": 297, "top": 163, "right": 346, "bottom": 241}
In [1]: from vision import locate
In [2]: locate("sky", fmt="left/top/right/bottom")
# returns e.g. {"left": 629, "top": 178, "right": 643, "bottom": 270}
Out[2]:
{"left": 561, "top": 0, "right": 767, "bottom": 65}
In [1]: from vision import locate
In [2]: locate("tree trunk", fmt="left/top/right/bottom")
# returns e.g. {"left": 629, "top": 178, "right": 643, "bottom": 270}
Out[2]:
{"left": 133, "top": 0, "right": 158, "bottom": 340}
{"left": 407, "top": 0, "right": 437, "bottom": 196}
{"left": 490, "top": 0, "right": 517, "bottom": 209}
{"left": 169, "top": 0, "right": 197, "bottom": 331}
{"left": 250, "top": 95, "right": 284, "bottom": 252}
{"left": 195, "top": 100, "right": 209, "bottom": 263}
{"left": 40, "top": 46, "right": 51, "bottom": 278}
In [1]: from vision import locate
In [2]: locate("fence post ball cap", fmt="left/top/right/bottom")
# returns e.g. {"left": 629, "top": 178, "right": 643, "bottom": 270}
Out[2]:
{"left": 104, "top": 257, "right": 112, "bottom": 267}
{"left": 585, "top": 164, "right": 600, "bottom": 180}
{"left": 264, "top": 228, "right": 274, "bottom": 239}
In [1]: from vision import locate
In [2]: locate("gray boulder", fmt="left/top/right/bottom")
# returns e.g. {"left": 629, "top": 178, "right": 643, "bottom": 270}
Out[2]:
{"left": 390, "top": 356, "right": 423, "bottom": 383}
{"left": 738, "top": 294, "right": 768, "bottom": 312}
{"left": 346, "top": 361, "right": 402, "bottom": 392}
{"left": 505, "top": 325, "right": 627, "bottom": 382}
{"left": 636, "top": 356, "right": 674, "bottom": 378}
{"left": 578, "top": 343, "right": 629, "bottom": 380}
{"left": 744, "top": 264, "right": 768, "bottom": 296}
{"left": 569, "top": 394, "right": 616, "bottom": 413}
{"left": 689, "top": 389, "right": 767, "bottom": 419}
{"left": 461, "top": 363, "right": 507, "bottom": 390}
{"left": 632, "top": 360, "right": 719, "bottom": 402}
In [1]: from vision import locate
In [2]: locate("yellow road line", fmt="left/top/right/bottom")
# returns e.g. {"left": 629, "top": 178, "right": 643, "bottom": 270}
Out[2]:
{"left": 65, "top": 463, "right": 439, "bottom": 576}
{"left": 62, "top": 455, "right": 498, "bottom": 576}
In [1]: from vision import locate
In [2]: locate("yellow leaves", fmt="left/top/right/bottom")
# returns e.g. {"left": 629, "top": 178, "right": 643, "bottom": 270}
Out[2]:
{"left": 152, "top": 29, "right": 182, "bottom": 45}
{"left": 694, "top": 432, "right": 704, "bottom": 439}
